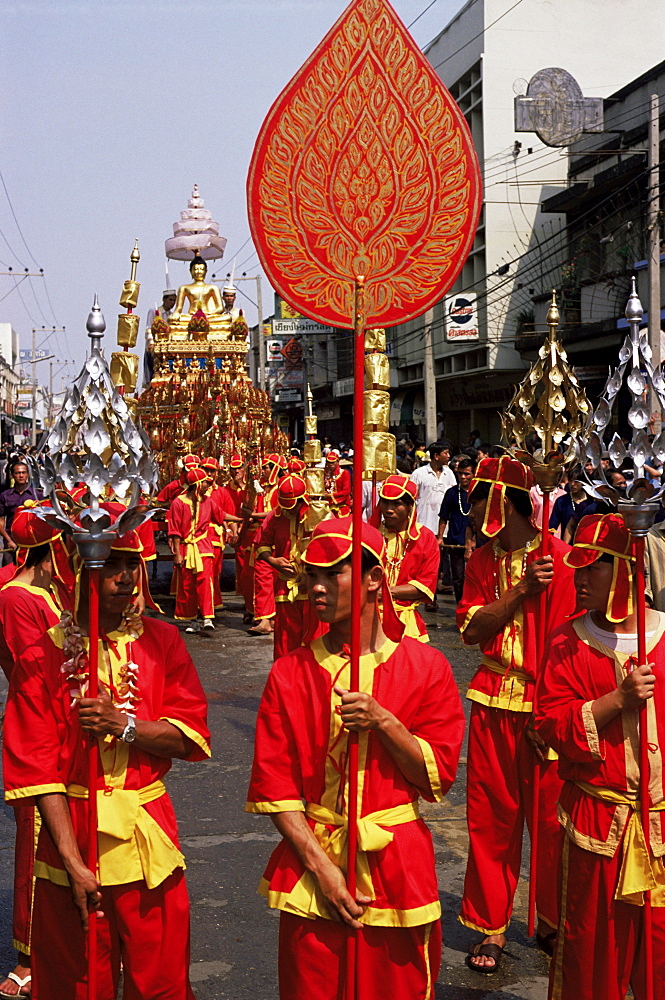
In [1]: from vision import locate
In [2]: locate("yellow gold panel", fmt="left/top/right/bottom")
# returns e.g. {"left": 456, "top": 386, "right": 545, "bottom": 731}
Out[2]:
{"left": 364, "top": 390, "right": 390, "bottom": 431}
{"left": 365, "top": 328, "right": 386, "bottom": 351}
{"left": 110, "top": 352, "right": 139, "bottom": 393}
{"left": 365, "top": 353, "right": 390, "bottom": 390}
{"left": 117, "top": 313, "right": 139, "bottom": 348}
{"left": 305, "top": 416, "right": 318, "bottom": 435}
{"left": 304, "top": 439, "right": 322, "bottom": 464}
{"left": 119, "top": 280, "right": 140, "bottom": 309}
{"left": 363, "top": 431, "right": 396, "bottom": 479}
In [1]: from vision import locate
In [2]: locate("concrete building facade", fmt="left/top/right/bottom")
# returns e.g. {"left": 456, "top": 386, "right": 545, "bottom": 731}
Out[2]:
{"left": 387, "top": 0, "right": 665, "bottom": 448}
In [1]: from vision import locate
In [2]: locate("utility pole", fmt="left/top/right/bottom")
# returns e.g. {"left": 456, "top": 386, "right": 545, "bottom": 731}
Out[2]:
{"left": 27, "top": 327, "right": 63, "bottom": 446}
{"left": 256, "top": 275, "right": 266, "bottom": 392}
{"left": 423, "top": 307, "right": 437, "bottom": 444}
{"left": 649, "top": 93, "right": 662, "bottom": 432}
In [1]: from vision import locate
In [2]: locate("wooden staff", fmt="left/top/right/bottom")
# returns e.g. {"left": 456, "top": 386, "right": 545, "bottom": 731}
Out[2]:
{"left": 346, "top": 275, "right": 366, "bottom": 1000}
{"left": 86, "top": 566, "right": 101, "bottom": 1000}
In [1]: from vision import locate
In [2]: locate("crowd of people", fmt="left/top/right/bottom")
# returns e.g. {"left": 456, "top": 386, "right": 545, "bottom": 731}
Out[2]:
{"left": 0, "top": 442, "right": 662, "bottom": 999}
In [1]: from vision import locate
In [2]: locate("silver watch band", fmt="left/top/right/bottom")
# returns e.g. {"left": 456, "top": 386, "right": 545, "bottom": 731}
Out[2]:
{"left": 121, "top": 713, "right": 136, "bottom": 743}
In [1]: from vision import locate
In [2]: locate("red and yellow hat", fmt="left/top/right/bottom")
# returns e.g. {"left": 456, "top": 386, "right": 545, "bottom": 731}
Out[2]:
{"left": 303, "top": 516, "right": 404, "bottom": 640}
{"left": 183, "top": 454, "right": 200, "bottom": 468}
{"left": 287, "top": 457, "right": 306, "bottom": 474}
{"left": 564, "top": 513, "right": 634, "bottom": 622}
{"left": 277, "top": 474, "right": 309, "bottom": 511}
{"left": 264, "top": 453, "right": 287, "bottom": 485}
{"left": 11, "top": 501, "right": 74, "bottom": 588}
{"left": 201, "top": 456, "right": 219, "bottom": 472}
{"left": 186, "top": 468, "right": 208, "bottom": 487}
{"left": 229, "top": 454, "right": 243, "bottom": 469}
{"left": 326, "top": 450, "right": 340, "bottom": 463}
{"left": 370, "top": 474, "right": 420, "bottom": 540}
{"left": 468, "top": 456, "right": 533, "bottom": 538}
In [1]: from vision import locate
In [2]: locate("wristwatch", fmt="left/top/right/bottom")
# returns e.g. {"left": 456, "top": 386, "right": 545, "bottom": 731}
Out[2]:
{"left": 121, "top": 714, "right": 137, "bottom": 743}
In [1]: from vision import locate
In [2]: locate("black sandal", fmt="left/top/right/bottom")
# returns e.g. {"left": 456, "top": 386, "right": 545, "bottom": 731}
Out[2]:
{"left": 465, "top": 942, "right": 504, "bottom": 974}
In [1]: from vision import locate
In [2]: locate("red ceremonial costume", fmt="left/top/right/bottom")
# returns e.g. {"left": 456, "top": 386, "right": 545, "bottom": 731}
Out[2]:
{"left": 371, "top": 475, "right": 439, "bottom": 642}
{"left": 324, "top": 453, "right": 351, "bottom": 516}
{"left": 456, "top": 457, "right": 576, "bottom": 936}
{"left": 2, "top": 613, "right": 210, "bottom": 1000}
{"left": 247, "top": 519, "right": 465, "bottom": 1000}
{"left": 535, "top": 514, "right": 665, "bottom": 1000}
{"left": 0, "top": 506, "right": 74, "bottom": 959}
{"left": 168, "top": 476, "right": 226, "bottom": 621}
{"left": 204, "top": 465, "right": 234, "bottom": 610}
{"left": 252, "top": 457, "right": 285, "bottom": 623}
{"left": 255, "top": 476, "right": 314, "bottom": 657}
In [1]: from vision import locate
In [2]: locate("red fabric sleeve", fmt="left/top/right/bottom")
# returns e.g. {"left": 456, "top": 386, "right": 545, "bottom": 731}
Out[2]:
{"left": 455, "top": 545, "right": 489, "bottom": 639}
{"left": 167, "top": 496, "right": 188, "bottom": 538}
{"left": 0, "top": 587, "right": 59, "bottom": 679}
{"left": 157, "top": 623, "right": 211, "bottom": 761}
{"left": 410, "top": 647, "right": 465, "bottom": 801}
{"left": 247, "top": 658, "right": 304, "bottom": 809}
{"left": 255, "top": 510, "right": 278, "bottom": 553}
{"left": 534, "top": 625, "right": 606, "bottom": 763}
{"left": 410, "top": 527, "right": 440, "bottom": 599}
{"left": 3, "top": 640, "right": 67, "bottom": 800}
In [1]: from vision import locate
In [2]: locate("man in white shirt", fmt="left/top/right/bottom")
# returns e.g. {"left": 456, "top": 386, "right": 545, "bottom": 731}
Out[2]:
{"left": 411, "top": 441, "right": 457, "bottom": 606}
{"left": 410, "top": 440, "right": 456, "bottom": 533}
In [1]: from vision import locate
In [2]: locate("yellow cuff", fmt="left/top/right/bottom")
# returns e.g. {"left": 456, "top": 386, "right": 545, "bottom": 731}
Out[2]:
{"left": 246, "top": 799, "right": 305, "bottom": 814}
{"left": 160, "top": 718, "right": 211, "bottom": 758}
{"left": 413, "top": 736, "right": 443, "bottom": 802}
{"left": 581, "top": 701, "right": 603, "bottom": 759}
{"left": 5, "top": 782, "right": 67, "bottom": 802}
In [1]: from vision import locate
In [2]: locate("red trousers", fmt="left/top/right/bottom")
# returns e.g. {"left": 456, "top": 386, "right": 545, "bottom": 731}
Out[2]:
{"left": 236, "top": 545, "right": 254, "bottom": 613}
{"left": 212, "top": 544, "right": 223, "bottom": 609}
{"left": 460, "top": 703, "right": 562, "bottom": 934}
{"left": 254, "top": 557, "right": 276, "bottom": 620}
{"left": 12, "top": 805, "right": 35, "bottom": 954}
{"left": 278, "top": 913, "right": 441, "bottom": 1000}
{"left": 549, "top": 837, "right": 665, "bottom": 1000}
{"left": 173, "top": 557, "right": 214, "bottom": 620}
{"left": 31, "top": 871, "right": 195, "bottom": 1000}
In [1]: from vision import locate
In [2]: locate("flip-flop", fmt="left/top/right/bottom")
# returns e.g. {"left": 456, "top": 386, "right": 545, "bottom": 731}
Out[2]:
{"left": 465, "top": 942, "right": 504, "bottom": 974}
{"left": 0, "top": 971, "right": 32, "bottom": 998}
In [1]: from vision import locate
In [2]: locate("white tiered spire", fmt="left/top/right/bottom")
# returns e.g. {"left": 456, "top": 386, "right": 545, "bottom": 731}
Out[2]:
{"left": 165, "top": 184, "right": 227, "bottom": 261}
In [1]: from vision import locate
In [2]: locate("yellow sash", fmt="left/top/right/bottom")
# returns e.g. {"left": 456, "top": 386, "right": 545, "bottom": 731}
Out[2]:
{"left": 306, "top": 800, "right": 419, "bottom": 899}
{"left": 481, "top": 655, "right": 531, "bottom": 684}
{"left": 576, "top": 781, "right": 665, "bottom": 906}
{"left": 183, "top": 531, "right": 208, "bottom": 572}
{"left": 67, "top": 779, "right": 185, "bottom": 890}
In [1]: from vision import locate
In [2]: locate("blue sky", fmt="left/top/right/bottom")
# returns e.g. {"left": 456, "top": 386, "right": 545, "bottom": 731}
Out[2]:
{"left": 0, "top": 0, "right": 465, "bottom": 389}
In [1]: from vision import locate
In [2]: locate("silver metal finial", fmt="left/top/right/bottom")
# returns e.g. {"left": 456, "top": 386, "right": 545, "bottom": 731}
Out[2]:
{"left": 86, "top": 294, "right": 106, "bottom": 337}
{"left": 625, "top": 275, "right": 643, "bottom": 324}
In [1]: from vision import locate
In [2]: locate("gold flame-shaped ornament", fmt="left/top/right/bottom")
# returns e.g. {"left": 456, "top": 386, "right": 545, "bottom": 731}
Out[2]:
{"left": 247, "top": 0, "right": 482, "bottom": 328}
{"left": 501, "top": 291, "right": 591, "bottom": 485}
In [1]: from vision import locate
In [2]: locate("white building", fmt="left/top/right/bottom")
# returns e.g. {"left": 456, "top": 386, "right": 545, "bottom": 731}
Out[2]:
{"left": 389, "top": 0, "right": 665, "bottom": 446}
{"left": 0, "top": 323, "right": 21, "bottom": 445}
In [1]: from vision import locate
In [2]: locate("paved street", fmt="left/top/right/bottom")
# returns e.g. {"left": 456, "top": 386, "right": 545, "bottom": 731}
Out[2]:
{"left": 0, "top": 570, "right": 551, "bottom": 999}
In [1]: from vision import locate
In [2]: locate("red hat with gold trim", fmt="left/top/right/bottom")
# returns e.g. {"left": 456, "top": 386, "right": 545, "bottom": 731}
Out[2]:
{"left": 370, "top": 474, "right": 420, "bottom": 540}
{"left": 326, "top": 450, "right": 340, "bottom": 463}
{"left": 303, "top": 516, "right": 404, "bottom": 641}
{"left": 468, "top": 456, "right": 533, "bottom": 538}
{"left": 564, "top": 513, "right": 634, "bottom": 622}
{"left": 186, "top": 468, "right": 208, "bottom": 487}
{"left": 201, "top": 456, "right": 219, "bottom": 472}
{"left": 183, "top": 454, "right": 200, "bottom": 468}
{"left": 229, "top": 453, "right": 243, "bottom": 469}
{"left": 11, "top": 500, "right": 75, "bottom": 588}
{"left": 265, "top": 453, "right": 287, "bottom": 486}
{"left": 277, "top": 474, "right": 309, "bottom": 511}
{"left": 287, "top": 457, "right": 306, "bottom": 474}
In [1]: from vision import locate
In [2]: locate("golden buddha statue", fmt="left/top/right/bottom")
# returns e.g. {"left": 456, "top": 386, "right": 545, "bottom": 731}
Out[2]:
{"left": 171, "top": 254, "right": 225, "bottom": 325}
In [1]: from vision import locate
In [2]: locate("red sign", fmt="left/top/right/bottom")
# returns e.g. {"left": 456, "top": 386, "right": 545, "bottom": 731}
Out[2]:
{"left": 280, "top": 338, "right": 303, "bottom": 366}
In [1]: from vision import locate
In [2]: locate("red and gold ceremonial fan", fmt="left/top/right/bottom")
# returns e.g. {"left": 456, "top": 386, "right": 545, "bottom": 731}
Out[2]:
{"left": 248, "top": 3, "right": 481, "bottom": 995}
